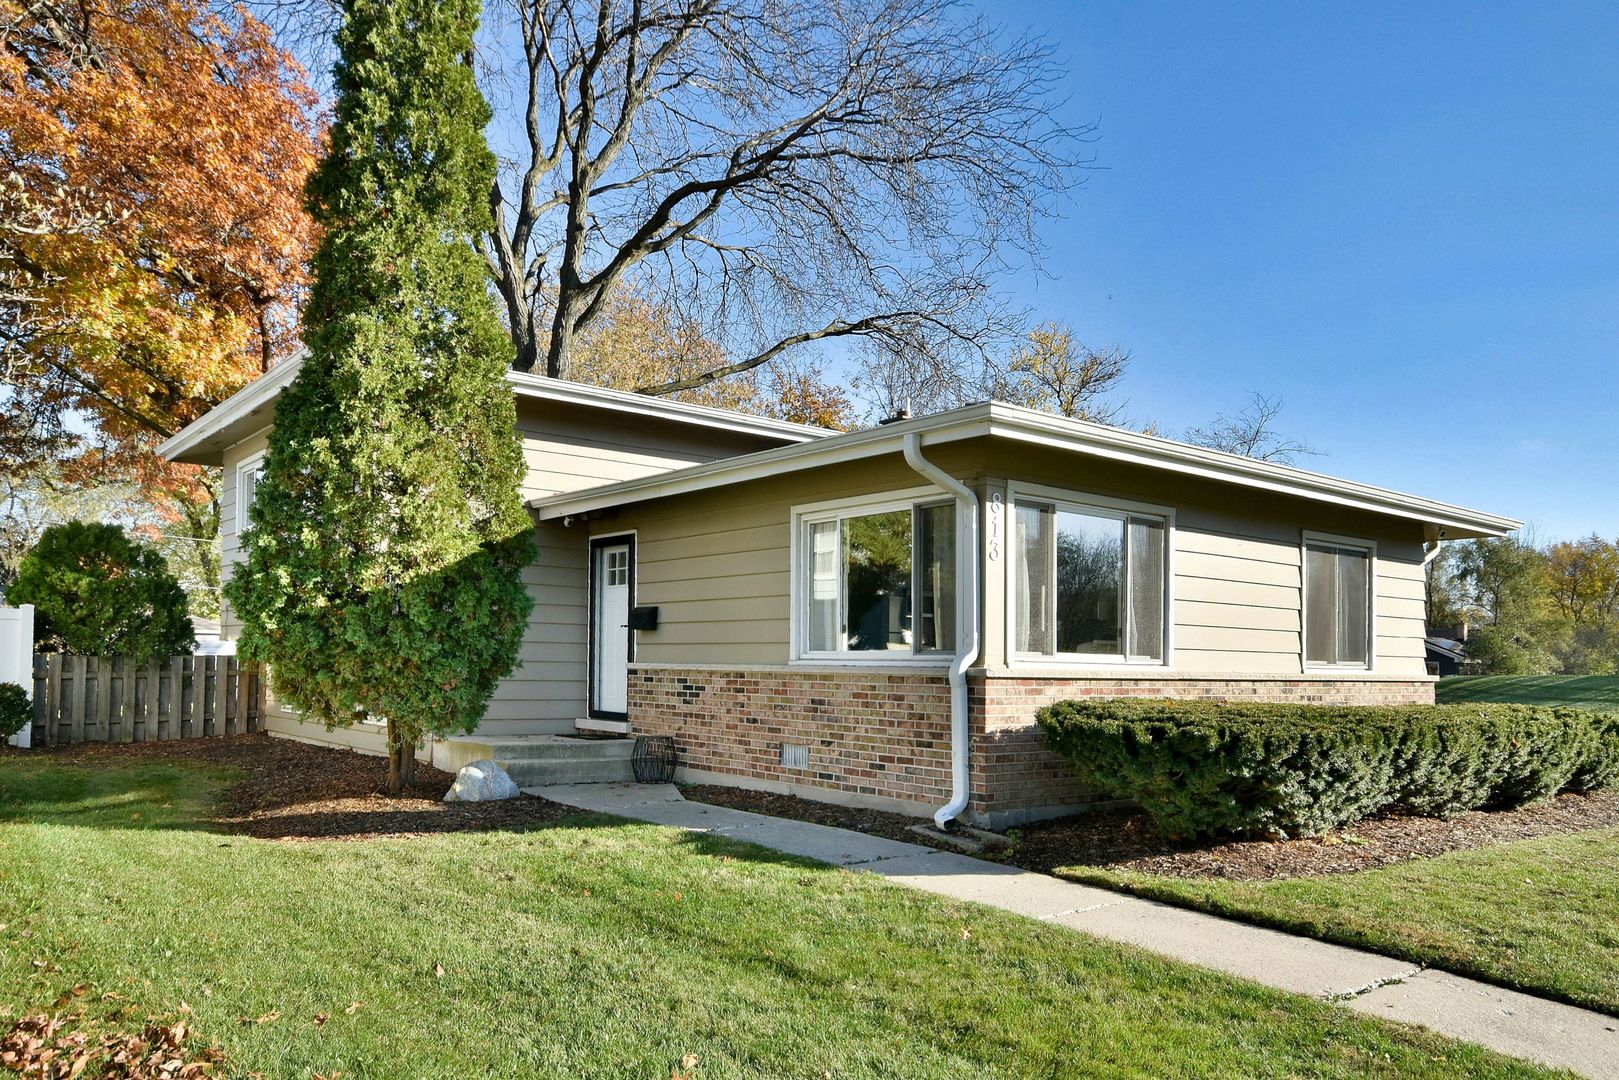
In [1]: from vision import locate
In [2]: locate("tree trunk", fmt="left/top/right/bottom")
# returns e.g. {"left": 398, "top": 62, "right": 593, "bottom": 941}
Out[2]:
{"left": 546, "top": 294, "right": 580, "bottom": 381}
{"left": 384, "top": 716, "right": 409, "bottom": 796}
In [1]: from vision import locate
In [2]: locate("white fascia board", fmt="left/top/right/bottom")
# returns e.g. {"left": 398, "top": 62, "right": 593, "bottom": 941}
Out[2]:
{"left": 504, "top": 369, "right": 831, "bottom": 443}
{"left": 531, "top": 409, "right": 994, "bottom": 520}
{"left": 156, "top": 352, "right": 832, "bottom": 466}
{"left": 533, "top": 400, "right": 1521, "bottom": 539}
{"left": 983, "top": 404, "right": 1522, "bottom": 538}
{"left": 154, "top": 351, "right": 306, "bottom": 464}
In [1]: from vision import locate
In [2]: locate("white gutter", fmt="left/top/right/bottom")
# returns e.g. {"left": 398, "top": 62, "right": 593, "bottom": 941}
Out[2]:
{"left": 532, "top": 401, "right": 1522, "bottom": 539}
{"left": 902, "top": 432, "right": 980, "bottom": 829}
{"left": 1423, "top": 537, "right": 1445, "bottom": 567}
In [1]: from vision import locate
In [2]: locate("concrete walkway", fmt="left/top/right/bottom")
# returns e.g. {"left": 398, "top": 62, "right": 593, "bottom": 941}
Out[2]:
{"left": 530, "top": 782, "right": 1619, "bottom": 1080}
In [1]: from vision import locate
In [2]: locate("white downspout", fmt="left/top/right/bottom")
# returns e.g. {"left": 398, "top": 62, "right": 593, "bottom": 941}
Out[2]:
{"left": 1423, "top": 537, "right": 1445, "bottom": 567}
{"left": 902, "top": 433, "right": 980, "bottom": 829}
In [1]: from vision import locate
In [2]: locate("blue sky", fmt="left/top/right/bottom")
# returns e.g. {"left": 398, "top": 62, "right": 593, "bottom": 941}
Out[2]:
{"left": 985, "top": 0, "right": 1618, "bottom": 540}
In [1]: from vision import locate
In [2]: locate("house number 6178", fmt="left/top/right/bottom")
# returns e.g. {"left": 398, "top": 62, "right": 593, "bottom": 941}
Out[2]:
{"left": 987, "top": 491, "right": 1003, "bottom": 563}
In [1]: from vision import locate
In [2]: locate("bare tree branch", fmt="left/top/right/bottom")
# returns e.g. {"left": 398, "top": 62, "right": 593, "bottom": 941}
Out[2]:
{"left": 470, "top": 0, "right": 1086, "bottom": 391}
{"left": 1184, "top": 392, "right": 1320, "bottom": 464}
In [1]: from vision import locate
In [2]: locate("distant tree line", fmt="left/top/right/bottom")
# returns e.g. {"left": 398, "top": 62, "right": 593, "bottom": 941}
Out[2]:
{"left": 1428, "top": 534, "right": 1619, "bottom": 675}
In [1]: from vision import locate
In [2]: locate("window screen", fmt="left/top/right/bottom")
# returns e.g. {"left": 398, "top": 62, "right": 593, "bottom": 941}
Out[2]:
{"left": 1305, "top": 542, "right": 1371, "bottom": 666}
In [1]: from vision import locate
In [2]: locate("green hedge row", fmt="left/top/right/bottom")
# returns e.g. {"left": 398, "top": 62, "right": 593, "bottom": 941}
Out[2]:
{"left": 1036, "top": 699, "right": 1619, "bottom": 840}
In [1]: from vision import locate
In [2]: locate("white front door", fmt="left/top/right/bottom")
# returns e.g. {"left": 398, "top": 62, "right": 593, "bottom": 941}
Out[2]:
{"left": 592, "top": 541, "right": 632, "bottom": 716}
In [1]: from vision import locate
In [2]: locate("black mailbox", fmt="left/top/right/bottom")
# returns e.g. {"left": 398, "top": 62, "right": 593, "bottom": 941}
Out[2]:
{"left": 628, "top": 605, "right": 660, "bottom": 631}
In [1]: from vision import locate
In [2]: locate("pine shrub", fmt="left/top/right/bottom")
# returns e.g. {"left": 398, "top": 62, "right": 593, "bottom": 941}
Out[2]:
{"left": 1037, "top": 699, "right": 1619, "bottom": 840}
{"left": 0, "top": 683, "right": 30, "bottom": 741}
{"left": 224, "top": 0, "right": 532, "bottom": 794}
{"left": 9, "top": 522, "right": 194, "bottom": 660}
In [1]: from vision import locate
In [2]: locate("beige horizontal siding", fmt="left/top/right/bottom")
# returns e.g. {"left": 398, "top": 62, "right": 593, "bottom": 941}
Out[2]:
{"left": 625, "top": 454, "right": 929, "bottom": 665}
{"left": 620, "top": 441, "right": 1438, "bottom": 678}
{"left": 1177, "top": 599, "right": 1300, "bottom": 633}
{"left": 1168, "top": 523, "right": 1303, "bottom": 668}
{"left": 216, "top": 397, "right": 791, "bottom": 738}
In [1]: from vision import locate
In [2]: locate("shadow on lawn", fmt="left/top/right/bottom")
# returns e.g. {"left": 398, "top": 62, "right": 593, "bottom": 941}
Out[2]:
{"left": 0, "top": 734, "right": 584, "bottom": 842}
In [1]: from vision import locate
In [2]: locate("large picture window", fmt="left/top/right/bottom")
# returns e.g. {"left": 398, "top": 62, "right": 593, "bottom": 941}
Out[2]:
{"left": 1014, "top": 496, "right": 1167, "bottom": 662}
{"left": 1304, "top": 537, "right": 1373, "bottom": 668}
{"left": 799, "top": 497, "right": 955, "bottom": 659}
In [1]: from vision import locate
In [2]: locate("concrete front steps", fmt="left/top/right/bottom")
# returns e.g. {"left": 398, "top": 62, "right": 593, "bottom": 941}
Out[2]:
{"left": 430, "top": 732, "right": 634, "bottom": 786}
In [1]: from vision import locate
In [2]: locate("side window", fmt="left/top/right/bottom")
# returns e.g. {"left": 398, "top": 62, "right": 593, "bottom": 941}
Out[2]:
{"left": 236, "top": 454, "right": 266, "bottom": 534}
{"left": 1304, "top": 538, "right": 1373, "bottom": 668}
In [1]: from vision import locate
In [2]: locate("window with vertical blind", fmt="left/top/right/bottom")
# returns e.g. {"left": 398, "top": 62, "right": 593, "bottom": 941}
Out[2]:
{"left": 1012, "top": 492, "right": 1169, "bottom": 663}
{"left": 797, "top": 495, "right": 956, "bottom": 660}
{"left": 1303, "top": 536, "right": 1374, "bottom": 669}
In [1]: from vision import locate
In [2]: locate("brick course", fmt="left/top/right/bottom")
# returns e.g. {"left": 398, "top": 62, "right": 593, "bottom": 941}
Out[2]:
{"left": 628, "top": 666, "right": 1435, "bottom": 826}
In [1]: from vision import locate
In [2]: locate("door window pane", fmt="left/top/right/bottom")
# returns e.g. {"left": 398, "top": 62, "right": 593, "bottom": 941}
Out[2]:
{"left": 1128, "top": 517, "right": 1165, "bottom": 659}
{"left": 1015, "top": 502, "right": 1054, "bottom": 653}
{"left": 843, "top": 510, "right": 913, "bottom": 651}
{"left": 1056, "top": 509, "right": 1123, "bottom": 655}
{"left": 916, "top": 503, "right": 956, "bottom": 652}
{"left": 808, "top": 520, "right": 839, "bottom": 652}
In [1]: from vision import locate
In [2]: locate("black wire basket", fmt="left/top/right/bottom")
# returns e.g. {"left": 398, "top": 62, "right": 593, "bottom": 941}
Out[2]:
{"left": 632, "top": 735, "right": 678, "bottom": 783}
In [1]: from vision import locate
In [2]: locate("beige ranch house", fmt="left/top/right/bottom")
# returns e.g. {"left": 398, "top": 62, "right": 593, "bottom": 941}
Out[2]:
{"left": 159, "top": 358, "right": 1519, "bottom": 828}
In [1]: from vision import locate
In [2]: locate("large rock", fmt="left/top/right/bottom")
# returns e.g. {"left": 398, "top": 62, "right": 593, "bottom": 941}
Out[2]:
{"left": 443, "top": 759, "right": 520, "bottom": 802}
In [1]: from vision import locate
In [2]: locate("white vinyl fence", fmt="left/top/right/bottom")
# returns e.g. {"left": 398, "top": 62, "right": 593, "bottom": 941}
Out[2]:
{"left": 1, "top": 605, "right": 33, "bottom": 747}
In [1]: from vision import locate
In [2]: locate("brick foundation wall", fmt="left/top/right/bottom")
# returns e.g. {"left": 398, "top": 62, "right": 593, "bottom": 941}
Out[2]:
{"left": 629, "top": 666, "right": 1435, "bottom": 827}
{"left": 629, "top": 667, "right": 956, "bottom": 808}
{"left": 969, "top": 675, "right": 1435, "bottom": 825}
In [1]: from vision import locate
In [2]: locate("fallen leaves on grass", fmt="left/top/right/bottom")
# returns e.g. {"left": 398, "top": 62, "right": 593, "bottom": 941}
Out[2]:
{"left": 671, "top": 1053, "right": 699, "bottom": 1079}
{"left": 1, "top": 1012, "right": 223, "bottom": 1079}
{"left": 237, "top": 1012, "right": 279, "bottom": 1027}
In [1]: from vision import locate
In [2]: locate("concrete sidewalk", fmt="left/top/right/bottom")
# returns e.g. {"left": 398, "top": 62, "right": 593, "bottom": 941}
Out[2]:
{"left": 531, "top": 782, "right": 1619, "bottom": 1080}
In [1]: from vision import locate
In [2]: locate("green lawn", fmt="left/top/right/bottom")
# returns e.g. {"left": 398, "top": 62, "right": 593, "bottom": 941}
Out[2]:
{"left": 0, "top": 759, "right": 1563, "bottom": 1078}
{"left": 1438, "top": 674, "right": 1619, "bottom": 711}
{"left": 1056, "top": 827, "right": 1619, "bottom": 1016}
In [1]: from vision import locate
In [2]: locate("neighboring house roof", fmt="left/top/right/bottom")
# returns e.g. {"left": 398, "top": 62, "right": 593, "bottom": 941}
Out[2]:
{"left": 1425, "top": 636, "right": 1467, "bottom": 662}
{"left": 155, "top": 350, "right": 834, "bottom": 466}
{"left": 530, "top": 401, "right": 1522, "bottom": 539}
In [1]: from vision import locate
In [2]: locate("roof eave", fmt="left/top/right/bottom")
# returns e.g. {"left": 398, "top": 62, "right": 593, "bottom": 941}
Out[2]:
{"left": 153, "top": 354, "right": 304, "bottom": 465}
{"left": 982, "top": 405, "right": 1522, "bottom": 538}
{"left": 531, "top": 401, "right": 1521, "bottom": 539}
{"left": 530, "top": 407, "right": 994, "bottom": 520}
{"left": 154, "top": 353, "right": 836, "bottom": 466}
{"left": 504, "top": 369, "right": 831, "bottom": 443}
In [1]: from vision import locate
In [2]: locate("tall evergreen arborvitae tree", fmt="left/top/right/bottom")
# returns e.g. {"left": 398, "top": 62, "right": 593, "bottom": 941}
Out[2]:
{"left": 226, "top": 0, "right": 532, "bottom": 794}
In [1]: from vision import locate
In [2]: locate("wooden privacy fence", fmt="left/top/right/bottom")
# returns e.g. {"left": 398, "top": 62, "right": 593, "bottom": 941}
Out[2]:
{"left": 30, "top": 655, "right": 265, "bottom": 746}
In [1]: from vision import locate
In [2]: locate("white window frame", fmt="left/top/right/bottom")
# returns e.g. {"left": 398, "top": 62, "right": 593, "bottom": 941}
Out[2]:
{"left": 235, "top": 452, "right": 266, "bottom": 535}
{"left": 1004, "top": 482, "right": 1176, "bottom": 669}
{"left": 1301, "top": 531, "right": 1377, "bottom": 673}
{"left": 789, "top": 486, "right": 957, "bottom": 665}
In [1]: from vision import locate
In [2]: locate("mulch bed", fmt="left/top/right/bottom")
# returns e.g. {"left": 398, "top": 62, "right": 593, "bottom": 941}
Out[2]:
{"left": 682, "top": 780, "right": 1619, "bottom": 882}
{"left": 1008, "top": 790, "right": 1619, "bottom": 880}
{"left": 2, "top": 734, "right": 575, "bottom": 841}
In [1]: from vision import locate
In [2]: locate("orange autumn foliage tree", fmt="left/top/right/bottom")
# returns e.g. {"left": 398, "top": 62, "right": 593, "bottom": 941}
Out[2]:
{"left": 0, "top": 0, "right": 320, "bottom": 593}
{"left": 570, "top": 286, "right": 857, "bottom": 430}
